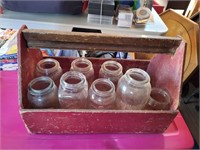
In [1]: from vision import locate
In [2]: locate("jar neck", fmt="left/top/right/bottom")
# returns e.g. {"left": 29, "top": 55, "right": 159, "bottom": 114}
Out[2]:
{"left": 101, "top": 60, "right": 123, "bottom": 76}
{"left": 91, "top": 78, "right": 115, "bottom": 97}
{"left": 125, "top": 68, "right": 150, "bottom": 87}
{"left": 149, "top": 88, "right": 170, "bottom": 106}
{"left": 60, "top": 71, "right": 87, "bottom": 92}
{"left": 36, "top": 58, "right": 61, "bottom": 75}
{"left": 71, "top": 58, "right": 93, "bottom": 73}
{"left": 28, "top": 76, "right": 55, "bottom": 95}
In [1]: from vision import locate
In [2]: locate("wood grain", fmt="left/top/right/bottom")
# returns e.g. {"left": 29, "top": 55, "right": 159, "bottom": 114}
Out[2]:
{"left": 22, "top": 29, "right": 182, "bottom": 54}
{"left": 160, "top": 9, "right": 199, "bottom": 82}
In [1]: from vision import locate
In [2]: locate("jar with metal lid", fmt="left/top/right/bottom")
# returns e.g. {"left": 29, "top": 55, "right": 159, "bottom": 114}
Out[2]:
{"left": 144, "top": 88, "right": 171, "bottom": 110}
{"left": 99, "top": 60, "right": 123, "bottom": 87}
{"left": 27, "top": 76, "right": 59, "bottom": 109}
{"left": 36, "top": 58, "right": 63, "bottom": 86}
{"left": 70, "top": 57, "right": 94, "bottom": 87}
{"left": 116, "top": 68, "right": 151, "bottom": 110}
{"left": 88, "top": 78, "right": 116, "bottom": 109}
{"left": 58, "top": 71, "right": 88, "bottom": 109}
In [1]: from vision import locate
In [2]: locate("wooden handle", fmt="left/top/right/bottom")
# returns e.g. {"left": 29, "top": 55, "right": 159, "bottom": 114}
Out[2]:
{"left": 22, "top": 29, "right": 182, "bottom": 54}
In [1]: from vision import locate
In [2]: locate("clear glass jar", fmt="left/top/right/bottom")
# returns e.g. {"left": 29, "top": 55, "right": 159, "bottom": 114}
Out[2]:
{"left": 70, "top": 57, "right": 94, "bottom": 86}
{"left": 116, "top": 68, "right": 151, "bottom": 110}
{"left": 27, "top": 76, "right": 59, "bottom": 109}
{"left": 58, "top": 71, "right": 88, "bottom": 109}
{"left": 144, "top": 88, "right": 171, "bottom": 110}
{"left": 88, "top": 78, "right": 116, "bottom": 109}
{"left": 99, "top": 60, "right": 123, "bottom": 87}
{"left": 36, "top": 58, "right": 63, "bottom": 86}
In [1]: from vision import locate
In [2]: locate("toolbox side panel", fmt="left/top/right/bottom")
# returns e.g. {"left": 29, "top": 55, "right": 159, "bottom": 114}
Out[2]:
{"left": 21, "top": 110, "right": 178, "bottom": 134}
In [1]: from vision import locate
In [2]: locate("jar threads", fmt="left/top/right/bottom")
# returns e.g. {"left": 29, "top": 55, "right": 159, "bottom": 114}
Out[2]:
{"left": 36, "top": 58, "right": 63, "bottom": 86}
{"left": 27, "top": 76, "right": 59, "bottom": 108}
{"left": 58, "top": 71, "right": 88, "bottom": 109}
{"left": 144, "top": 88, "right": 171, "bottom": 110}
{"left": 88, "top": 78, "right": 116, "bottom": 109}
{"left": 116, "top": 68, "right": 151, "bottom": 110}
{"left": 99, "top": 60, "right": 123, "bottom": 87}
{"left": 70, "top": 58, "right": 94, "bottom": 86}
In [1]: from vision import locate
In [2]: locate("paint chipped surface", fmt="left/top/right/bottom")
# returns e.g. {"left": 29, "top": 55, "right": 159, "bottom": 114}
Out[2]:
{"left": 147, "top": 41, "right": 185, "bottom": 110}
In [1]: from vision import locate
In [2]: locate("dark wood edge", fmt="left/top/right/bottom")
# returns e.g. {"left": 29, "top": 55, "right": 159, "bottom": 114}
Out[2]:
{"left": 22, "top": 28, "right": 182, "bottom": 54}
{"left": 17, "top": 25, "right": 28, "bottom": 108}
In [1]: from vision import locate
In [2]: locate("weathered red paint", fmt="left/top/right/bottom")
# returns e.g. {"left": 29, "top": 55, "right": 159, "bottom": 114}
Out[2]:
{"left": 147, "top": 41, "right": 186, "bottom": 110}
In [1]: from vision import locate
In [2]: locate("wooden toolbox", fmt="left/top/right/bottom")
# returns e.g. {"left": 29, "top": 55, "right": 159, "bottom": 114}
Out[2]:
{"left": 18, "top": 25, "right": 185, "bottom": 134}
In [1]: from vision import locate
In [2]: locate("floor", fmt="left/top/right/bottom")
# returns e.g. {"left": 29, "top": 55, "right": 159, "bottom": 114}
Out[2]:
{"left": 180, "top": 82, "right": 199, "bottom": 149}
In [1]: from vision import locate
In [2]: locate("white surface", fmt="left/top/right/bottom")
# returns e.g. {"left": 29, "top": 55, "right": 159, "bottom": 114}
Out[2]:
{"left": 0, "top": 8, "right": 168, "bottom": 36}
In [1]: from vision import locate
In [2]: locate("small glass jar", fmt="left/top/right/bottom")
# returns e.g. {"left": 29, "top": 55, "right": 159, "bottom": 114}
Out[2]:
{"left": 144, "top": 88, "right": 171, "bottom": 110}
{"left": 27, "top": 76, "right": 59, "bottom": 109}
{"left": 116, "top": 68, "right": 151, "bottom": 110}
{"left": 36, "top": 58, "right": 63, "bottom": 86}
{"left": 99, "top": 60, "right": 123, "bottom": 87}
{"left": 88, "top": 78, "right": 116, "bottom": 109}
{"left": 70, "top": 57, "right": 94, "bottom": 86}
{"left": 58, "top": 71, "right": 88, "bottom": 109}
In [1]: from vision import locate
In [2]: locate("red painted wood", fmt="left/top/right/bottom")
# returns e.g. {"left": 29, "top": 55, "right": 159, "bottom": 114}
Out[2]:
{"left": 18, "top": 25, "right": 43, "bottom": 108}
{"left": 18, "top": 26, "right": 185, "bottom": 134}
{"left": 147, "top": 41, "right": 186, "bottom": 110}
{"left": 0, "top": 6, "right": 3, "bottom": 14}
{"left": 21, "top": 110, "right": 177, "bottom": 134}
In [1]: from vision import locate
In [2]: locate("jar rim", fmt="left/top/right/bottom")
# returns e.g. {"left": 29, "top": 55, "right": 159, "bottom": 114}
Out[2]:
{"left": 71, "top": 58, "right": 93, "bottom": 73}
{"left": 37, "top": 58, "right": 60, "bottom": 75}
{"left": 101, "top": 61, "right": 123, "bottom": 75}
{"left": 91, "top": 78, "right": 115, "bottom": 97}
{"left": 125, "top": 68, "right": 150, "bottom": 87}
{"left": 149, "top": 88, "right": 171, "bottom": 106}
{"left": 28, "top": 76, "right": 54, "bottom": 95}
{"left": 60, "top": 71, "right": 87, "bottom": 90}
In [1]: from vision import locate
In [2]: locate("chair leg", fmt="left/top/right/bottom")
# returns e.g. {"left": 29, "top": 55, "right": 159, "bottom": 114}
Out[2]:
{"left": 195, "top": 105, "right": 199, "bottom": 112}
{"left": 184, "top": 88, "right": 199, "bottom": 104}
{"left": 182, "top": 82, "right": 189, "bottom": 97}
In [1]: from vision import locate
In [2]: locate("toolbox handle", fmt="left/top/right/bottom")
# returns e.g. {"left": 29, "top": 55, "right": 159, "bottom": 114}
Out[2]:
{"left": 21, "top": 26, "right": 182, "bottom": 54}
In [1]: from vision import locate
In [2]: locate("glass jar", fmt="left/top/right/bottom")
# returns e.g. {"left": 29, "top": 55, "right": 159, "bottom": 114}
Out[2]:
{"left": 116, "top": 68, "right": 151, "bottom": 110}
{"left": 70, "top": 57, "right": 94, "bottom": 86}
{"left": 27, "top": 76, "right": 59, "bottom": 109}
{"left": 99, "top": 60, "right": 123, "bottom": 87}
{"left": 88, "top": 78, "right": 116, "bottom": 109}
{"left": 58, "top": 71, "right": 88, "bottom": 109}
{"left": 36, "top": 58, "right": 63, "bottom": 86}
{"left": 144, "top": 88, "right": 171, "bottom": 110}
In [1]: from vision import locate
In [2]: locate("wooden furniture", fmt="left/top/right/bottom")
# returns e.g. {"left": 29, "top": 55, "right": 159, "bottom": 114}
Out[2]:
{"left": 187, "top": 0, "right": 200, "bottom": 18}
{"left": 135, "top": 9, "right": 199, "bottom": 83}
